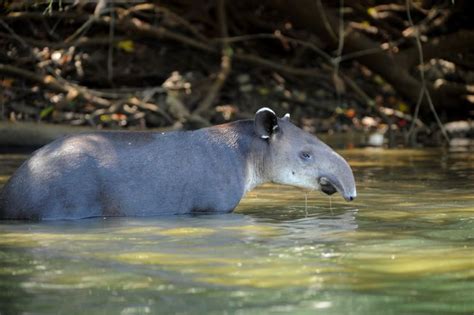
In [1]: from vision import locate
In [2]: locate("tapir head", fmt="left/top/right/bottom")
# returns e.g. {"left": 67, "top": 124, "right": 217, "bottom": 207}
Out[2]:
{"left": 254, "top": 108, "right": 357, "bottom": 201}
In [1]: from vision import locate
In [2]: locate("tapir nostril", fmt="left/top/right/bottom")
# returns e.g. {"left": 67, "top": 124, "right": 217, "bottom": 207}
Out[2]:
{"left": 320, "top": 176, "right": 356, "bottom": 202}
{"left": 345, "top": 195, "right": 356, "bottom": 201}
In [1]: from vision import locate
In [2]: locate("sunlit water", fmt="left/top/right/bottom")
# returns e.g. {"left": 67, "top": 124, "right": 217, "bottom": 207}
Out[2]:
{"left": 0, "top": 148, "right": 473, "bottom": 314}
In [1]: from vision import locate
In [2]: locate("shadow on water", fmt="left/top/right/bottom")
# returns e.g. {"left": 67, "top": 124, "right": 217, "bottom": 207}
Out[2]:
{"left": 0, "top": 148, "right": 474, "bottom": 314}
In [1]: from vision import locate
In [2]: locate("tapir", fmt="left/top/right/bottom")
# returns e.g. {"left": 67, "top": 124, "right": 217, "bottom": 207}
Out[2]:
{"left": 0, "top": 108, "right": 356, "bottom": 220}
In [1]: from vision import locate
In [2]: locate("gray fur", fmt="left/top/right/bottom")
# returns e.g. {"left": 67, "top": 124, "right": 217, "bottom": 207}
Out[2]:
{"left": 0, "top": 109, "right": 356, "bottom": 220}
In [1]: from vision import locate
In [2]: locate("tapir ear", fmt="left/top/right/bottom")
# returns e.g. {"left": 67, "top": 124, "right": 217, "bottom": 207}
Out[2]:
{"left": 282, "top": 113, "right": 290, "bottom": 121}
{"left": 254, "top": 107, "right": 279, "bottom": 139}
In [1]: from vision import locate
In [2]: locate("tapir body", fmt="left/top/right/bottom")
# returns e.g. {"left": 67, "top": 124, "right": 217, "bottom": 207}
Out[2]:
{"left": 0, "top": 108, "right": 356, "bottom": 220}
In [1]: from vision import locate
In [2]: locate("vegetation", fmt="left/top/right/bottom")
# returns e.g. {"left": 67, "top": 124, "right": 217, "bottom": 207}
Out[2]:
{"left": 1, "top": 0, "right": 473, "bottom": 146}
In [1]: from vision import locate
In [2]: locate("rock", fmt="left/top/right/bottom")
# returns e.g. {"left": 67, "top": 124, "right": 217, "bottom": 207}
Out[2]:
{"left": 368, "top": 132, "right": 385, "bottom": 147}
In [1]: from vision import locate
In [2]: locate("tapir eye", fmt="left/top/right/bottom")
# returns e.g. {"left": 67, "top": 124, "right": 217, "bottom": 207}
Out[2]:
{"left": 299, "top": 151, "right": 312, "bottom": 161}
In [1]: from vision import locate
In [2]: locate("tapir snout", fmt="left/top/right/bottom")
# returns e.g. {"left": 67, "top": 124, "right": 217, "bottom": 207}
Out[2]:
{"left": 317, "top": 150, "right": 357, "bottom": 201}
{"left": 0, "top": 107, "right": 356, "bottom": 220}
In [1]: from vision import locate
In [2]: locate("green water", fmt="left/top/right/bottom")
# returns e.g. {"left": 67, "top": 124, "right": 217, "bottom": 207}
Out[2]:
{"left": 0, "top": 149, "right": 473, "bottom": 314}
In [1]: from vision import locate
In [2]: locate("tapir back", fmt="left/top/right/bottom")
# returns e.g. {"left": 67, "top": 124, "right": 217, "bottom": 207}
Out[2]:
{"left": 0, "top": 124, "right": 250, "bottom": 219}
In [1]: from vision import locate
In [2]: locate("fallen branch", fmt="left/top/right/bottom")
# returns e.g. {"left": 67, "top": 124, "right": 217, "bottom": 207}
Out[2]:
{"left": 0, "top": 37, "right": 205, "bottom": 120}
{"left": 0, "top": 33, "right": 126, "bottom": 48}
{"left": 0, "top": 121, "right": 97, "bottom": 147}
{"left": 4, "top": 11, "right": 80, "bottom": 20}
{"left": 5, "top": 9, "right": 332, "bottom": 84}
{"left": 0, "top": 63, "right": 111, "bottom": 108}
{"left": 399, "top": 30, "right": 474, "bottom": 68}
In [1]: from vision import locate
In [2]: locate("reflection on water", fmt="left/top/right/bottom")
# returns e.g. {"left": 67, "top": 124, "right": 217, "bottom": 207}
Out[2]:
{"left": 0, "top": 149, "right": 473, "bottom": 314}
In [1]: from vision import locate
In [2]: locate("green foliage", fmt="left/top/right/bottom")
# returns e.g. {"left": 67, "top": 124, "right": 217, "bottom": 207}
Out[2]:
{"left": 40, "top": 106, "right": 54, "bottom": 119}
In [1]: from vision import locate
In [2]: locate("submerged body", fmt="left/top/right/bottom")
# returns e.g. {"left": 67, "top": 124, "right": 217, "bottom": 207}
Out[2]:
{"left": 0, "top": 108, "right": 356, "bottom": 220}
{"left": 0, "top": 125, "right": 251, "bottom": 219}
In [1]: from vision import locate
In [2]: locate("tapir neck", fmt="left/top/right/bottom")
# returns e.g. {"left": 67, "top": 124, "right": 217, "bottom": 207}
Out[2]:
{"left": 244, "top": 142, "right": 269, "bottom": 192}
{"left": 205, "top": 120, "right": 269, "bottom": 193}
{"left": 241, "top": 125, "right": 270, "bottom": 193}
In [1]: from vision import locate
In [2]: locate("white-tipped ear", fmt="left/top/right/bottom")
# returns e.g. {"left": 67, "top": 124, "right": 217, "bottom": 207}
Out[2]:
{"left": 283, "top": 113, "right": 290, "bottom": 121}
{"left": 254, "top": 107, "right": 279, "bottom": 139}
{"left": 256, "top": 107, "right": 276, "bottom": 115}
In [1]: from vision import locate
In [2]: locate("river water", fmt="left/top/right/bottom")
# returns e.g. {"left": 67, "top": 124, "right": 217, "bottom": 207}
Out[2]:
{"left": 0, "top": 148, "right": 473, "bottom": 314}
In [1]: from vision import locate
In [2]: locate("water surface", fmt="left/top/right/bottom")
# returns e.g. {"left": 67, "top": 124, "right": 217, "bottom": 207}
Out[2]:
{"left": 0, "top": 148, "right": 473, "bottom": 314}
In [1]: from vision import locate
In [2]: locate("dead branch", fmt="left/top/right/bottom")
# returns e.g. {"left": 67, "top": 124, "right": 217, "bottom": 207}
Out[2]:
{"left": 0, "top": 121, "right": 97, "bottom": 147}
{"left": 0, "top": 33, "right": 126, "bottom": 48}
{"left": 4, "top": 11, "right": 80, "bottom": 20}
{"left": 373, "top": 3, "right": 428, "bottom": 14}
{"left": 268, "top": 0, "right": 428, "bottom": 110}
{"left": 405, "top": 0, "right": 449, "bottom": 143}
{"left": 99, "top": 15, "right": 331, "bottom": 81}
{"left": 5, "top": 9, "right": 331, "bottom": 83}
{"left": 214, "top": 33, "right": 332, "bottom": 63}
{"left": 65, "top": 0, "right": 108, "bottom": 43}
{"left": 399, "top": 30, "right": 474, "bottom": 68}
{"left": 0, "top": 63, "right": 111, "bottom": 108}
{"left": 195, "top": 0, "right": 232, "bottom": 115}
{"left": 347, "top": 1, "right": 403, "bottom": 39}
{"left": 100, "top": 16, "right": 215, "bottom": 53}
{"left": 121, "top": 3, "right": 209, "bottom": 43}
{"left": 234, "top": 52, "right": 327, "bottom": 79}
{"left": 315, "top": 0, "right": 337, "bottom": 42}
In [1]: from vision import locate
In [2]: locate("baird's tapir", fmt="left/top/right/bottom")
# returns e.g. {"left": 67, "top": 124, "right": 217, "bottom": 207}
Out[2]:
{"left": 0, "top": 108, "right": 356, "bottom": 220}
